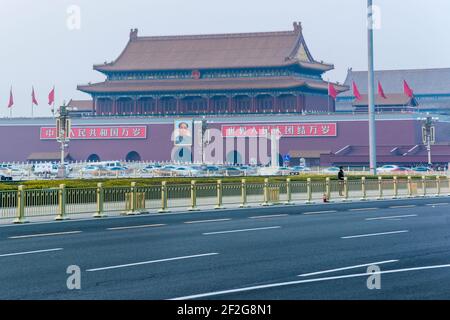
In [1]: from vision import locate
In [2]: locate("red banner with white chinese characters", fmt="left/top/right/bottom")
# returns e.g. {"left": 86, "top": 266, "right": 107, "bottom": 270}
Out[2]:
{"left": 40, "top": 126, "right": 147, "bottom": 140}
{"left": 222, "top": 123, "right": 337, "bottom": 138}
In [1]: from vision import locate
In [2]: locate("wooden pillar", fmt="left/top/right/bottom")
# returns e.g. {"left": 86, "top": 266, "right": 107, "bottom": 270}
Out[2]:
{"left": 156, "top": 97, "right": 161, "bottom": 114}
{"left": 228, "top": 95, "right": 233, "bottom": 113}
{"left": 273, "top": 95, "right": 277, "bottom": 113}
{"left": 207, "top": 96, "right": 211, "bottom": 114}
{"left": 250, "top": 95, "right": 256, "bottom": 113}
{"left": 296, "top": 94, "right": 302, "bottom": 113}
{"left": 112, "top": 97, "right": 117, "bottom": 115}
{"left": 133, "top": 97, "right": 137, "bottom": 114}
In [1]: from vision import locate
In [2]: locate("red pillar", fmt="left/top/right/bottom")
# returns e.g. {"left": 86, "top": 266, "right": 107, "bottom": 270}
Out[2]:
{"left": 156, "top": 97, "right": 161, "bottom": 114}
{"left": 133, "top": 97, "right": 137, "bottom": 114}
{"left": 273, "top": 95, "right": 277, "bottom": 113}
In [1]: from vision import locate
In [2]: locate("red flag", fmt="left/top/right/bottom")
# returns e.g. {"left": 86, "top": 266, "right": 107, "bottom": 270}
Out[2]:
{"left": 7, "top": 88, "right": 14, "bottom": 109}
{"left": 48, "top": 86, "right": 55, "bottom": 105}
{"left": 328, "top": 83, "right": 337, "bottom": 100}
{"left": 352, "top": 81, "right": 362, "bottom": 101}
{"left": 378, "top": 81, "right": 387, "bottom": 99}
{"left": 32, "top": 87, "right": 39, "bottom": 106}
{"left": 403, "top": 80, "right": 414, "bottom": 98}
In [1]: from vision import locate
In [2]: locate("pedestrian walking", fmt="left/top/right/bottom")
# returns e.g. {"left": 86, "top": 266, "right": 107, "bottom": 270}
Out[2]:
{"left": 338, "top": 166, "right": 345, "bottom": 196}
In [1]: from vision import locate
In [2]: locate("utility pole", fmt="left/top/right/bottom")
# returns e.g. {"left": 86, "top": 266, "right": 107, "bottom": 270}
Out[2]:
{"left": 56, "top": 103, "right": 72, "bottom": 178}
{"left": 421, "top": 115, "right": 437, "bottom": 166}
{"left": 367, "top": 0, "right": 377, "bottom": 175}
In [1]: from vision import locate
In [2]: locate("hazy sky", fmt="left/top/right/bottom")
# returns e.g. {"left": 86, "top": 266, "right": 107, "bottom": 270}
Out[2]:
{"left": 1, "top": 0, "right": 450, "bottom": 117}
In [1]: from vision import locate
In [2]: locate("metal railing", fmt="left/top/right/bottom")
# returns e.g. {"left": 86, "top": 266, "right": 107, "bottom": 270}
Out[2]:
{"left": 3, "top": 176, "right": 450, "bottom": 224}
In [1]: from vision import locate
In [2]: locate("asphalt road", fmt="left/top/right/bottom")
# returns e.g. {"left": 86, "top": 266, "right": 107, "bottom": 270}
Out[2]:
{"left": 0, "top": 196, "right": 450, "bottom": 300}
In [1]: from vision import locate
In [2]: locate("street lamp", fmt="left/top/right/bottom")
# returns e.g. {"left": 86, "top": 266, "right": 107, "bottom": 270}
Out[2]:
{"left": 56, "top": 103, "right": 73, "bottom": 178}
{"left": 418, "top": 115, "right": 438, "bottom": 166}
{"left": 367, "top": 0, "right": 377, "bottom": 175}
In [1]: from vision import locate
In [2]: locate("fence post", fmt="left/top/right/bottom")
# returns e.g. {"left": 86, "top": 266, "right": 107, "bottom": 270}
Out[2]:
{"left": 436, "top": 176, "right": 441, "bottom": 196}
{"left": 422, "top": 176, "right": 427, "bottom": 197}
{"left": 407, "top": 176, "right": 413, "bottom": 198}
{"left": 285, "top": 178, "right": 293, "bottom": 205}
{"left": 93, "top": 182, "right": 106, "bottom": 218}
{"left": 189, "top": 180, "right": 199, "bottom": 211}
{"left": 215, "top": 179, "right": 223, "bottom": 209}
{"left": 262, "top": 178, "right": 270, "bottom": 206}
{"left": 377, "top": 177, "right": 383, "bottom": 200}
{"left": 55, "top": 184, "right": 68, "bottom": 221}
{"left": 126, "top": 182, "right": 138, "bottom": 215}
{"left": 240, "top": 179, "right": 249, "bottom": 208}
{"left": 343, "top": 177, "right": 350, "bottom": 201}
{"left": 393, "top": 176, "right": 398, "bottom": 199}
{"left": 325, "top": 177, "right": 331, "bottom": 202}
{"left": 13, "top": 186, "right": 28, "bottom": 224}
{"left": 305, "top": 178, "right": 313, "bottom": 204}
{"left": 158, "top": 181, "right": 169, "bottom": 213}
{"left": 360, "top": 177, "right": 367, "bottom": 201}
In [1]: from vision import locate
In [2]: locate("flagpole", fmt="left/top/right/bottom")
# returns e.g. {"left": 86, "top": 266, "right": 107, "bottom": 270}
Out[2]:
{"left": 31, "top": 87, "right": 34, "bottom": 118}
{"left": 367, "top": 0, "right": 377, "bottom": 175}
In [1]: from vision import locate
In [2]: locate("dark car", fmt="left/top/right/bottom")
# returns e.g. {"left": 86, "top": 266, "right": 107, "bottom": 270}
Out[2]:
{"left": 0, "top": 174, "right": 13, "bottom": 181}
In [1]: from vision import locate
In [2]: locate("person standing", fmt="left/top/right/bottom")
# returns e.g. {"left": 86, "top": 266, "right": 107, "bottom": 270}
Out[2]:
{"left": 338, "top": 166, "right": 345, "bottom": 196}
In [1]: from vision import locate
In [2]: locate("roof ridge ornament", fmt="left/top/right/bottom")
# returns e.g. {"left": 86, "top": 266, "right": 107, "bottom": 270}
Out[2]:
{"left": 130, "top": 28, "right": 138, "bottom": 41}
{"left": 293, "top": 22, "right": 302, "bottom": 33}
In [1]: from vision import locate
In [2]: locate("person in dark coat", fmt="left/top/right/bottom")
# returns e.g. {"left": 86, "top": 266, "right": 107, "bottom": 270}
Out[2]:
{"left": 338, "top": 166, "right": 345, "bottom": 196}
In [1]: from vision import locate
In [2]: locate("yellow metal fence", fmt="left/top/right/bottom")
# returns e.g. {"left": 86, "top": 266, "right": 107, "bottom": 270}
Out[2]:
{"left": 2, "top": 176, "right": 450, "bottom": 223}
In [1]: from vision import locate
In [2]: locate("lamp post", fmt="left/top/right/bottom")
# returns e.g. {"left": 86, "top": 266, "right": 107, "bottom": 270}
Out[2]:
{"left": 56, "top": 103, "right": 72, "bottom": 178}
{"left": 419, "top": 115, "right": 438, "bottom": 166}
{"left": 367, "top": 0, "right": 377, "bottom": 175}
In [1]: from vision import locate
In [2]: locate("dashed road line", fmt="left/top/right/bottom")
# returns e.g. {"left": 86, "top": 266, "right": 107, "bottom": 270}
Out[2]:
{"left": 0, "top": 248, "right": 63, "bottom": 258}
{"left": 365, "top": 214, "right": 417, "bottom": 221}
{"left": 249, "top": 214, "right": 289, "bottom": 219}
{"left": 298, "top": 259, "right": 399, "bottom": 277}
{"left": 87, "top": 253, "right": 219, "bottom": 272}
{"left": 107, "top": 224, "right": 166, "bottom": 231}
{"left": 184, "top": 219, "right": 231, "bottom": 224}
{"left": 341, "top": 230, "right": 409, "bottom": 239}
{"left": 9, "top": 231, "right": 82, "bottom": 239}
{"left": 203, "top": 226, "right": 281, "bottom": 236}
{"left": 303, "top": 210, "right": 338, "bottom": 215}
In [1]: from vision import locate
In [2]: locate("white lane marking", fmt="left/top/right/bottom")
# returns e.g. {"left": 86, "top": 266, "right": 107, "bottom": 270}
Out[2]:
{"left": 349, "top": 208, "right": 379, "bottom": 212}
{"left": 87, "top": 253, "right": 219, "bottom": 272}
{"left": 203, "top": 226, "right": 281, "bottom": 236}
{"left": 298, "top": 260, "right": 398, "bottom": 277}
{"left": 107, "top": 224, "right": 166, "bottom": 231}
{"left": 171, "top": 263, "right": 450, "bottom": 300}
{"left": 365, "top": 214, "right": 418, "bottom": 221}
{"left": 341, "top": 230, "right": 409, "bottom": 239}
{"left": 249, "top": 214, "right": 289, "bottom": 219}
{"left": 303, "top": 210, "right": 337, "bottom": 215}
{"left": 0, "top": 248, "right": 63, "bottom": 258}
{"left": 390, "top": 205, "right": 416, "bottom": 209}
{"left": 426, "top": 203, "right": 449, "bottom": 206}
{"left": 9, "top": 231, "right": 82, "bottom": 239}
{"left": 184, "top": 219, "right": 231, "bottom": 224}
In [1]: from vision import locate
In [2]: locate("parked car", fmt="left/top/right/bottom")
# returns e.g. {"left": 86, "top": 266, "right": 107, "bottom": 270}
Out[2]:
{"left": 376, "top": 165, "right": 401, "bottom": 174}
{"left": 412, "top": 166, "right": 432, "bottom": 173}
{"left": 322, "top": 167, "right": 341, "bottom": 174}
{"left": 291, "top": 166, "right": 311, "bottom": 173}
{"left": 0, "top": 173, "right": 13, "bottom": 181}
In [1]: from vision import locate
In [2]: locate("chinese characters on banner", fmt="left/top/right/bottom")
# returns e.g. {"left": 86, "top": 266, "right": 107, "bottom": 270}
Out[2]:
{"left": 40, "top": 126, "right": 147, "bottom": 140}
{"left": 221, "top": 123, "right": 337, "bottom": 138}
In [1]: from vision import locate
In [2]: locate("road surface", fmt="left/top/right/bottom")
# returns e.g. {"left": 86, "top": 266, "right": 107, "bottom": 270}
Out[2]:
{"left": 0, "top": 196, "right": 449, "bottom": 300}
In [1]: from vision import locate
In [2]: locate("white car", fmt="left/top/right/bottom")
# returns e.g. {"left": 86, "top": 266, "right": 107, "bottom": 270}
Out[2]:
{"left": 376, "top": 165, "right": 400, "bottom": 174}
{"left": 322, "top": 167, "right": 341, "bottom": 174}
